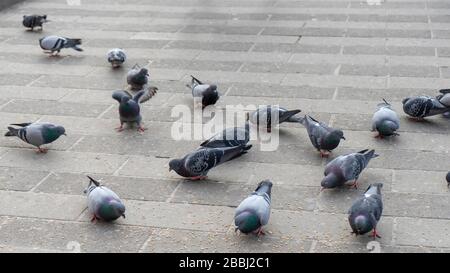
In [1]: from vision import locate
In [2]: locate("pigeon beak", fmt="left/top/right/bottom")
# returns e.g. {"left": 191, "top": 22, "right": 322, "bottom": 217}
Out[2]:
{"left": 122, "top": 214, "right": 126, "bottom": 219}
{"left": 341, "top": 136, "right": 346, "bottom": 140}
{"left": 169, "top": 167, "right": 172, "bottom": 172}
{"left": 63, "top": 133, "right": 67, "bottom": 136}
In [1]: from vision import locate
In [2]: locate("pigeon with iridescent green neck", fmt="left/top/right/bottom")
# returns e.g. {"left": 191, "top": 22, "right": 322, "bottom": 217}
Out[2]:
{"left": 84, "top": 176, "right": 125, "bottom": 222}
{"left": 235, "top": 180, "right": 272, "bottom": 236}
{"left": 402, "top": 89, "right": 450, "bottom": 119}
{"left": 4, "top": 122, "right": 66, "bottom": 153}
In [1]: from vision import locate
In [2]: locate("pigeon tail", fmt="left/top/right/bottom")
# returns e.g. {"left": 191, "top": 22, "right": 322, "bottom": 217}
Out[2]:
{"left": 5, "top": 127, "right": 19, "bottom": 137}
{"left": 280, "top": 109, "right": 302, "bottom": 123}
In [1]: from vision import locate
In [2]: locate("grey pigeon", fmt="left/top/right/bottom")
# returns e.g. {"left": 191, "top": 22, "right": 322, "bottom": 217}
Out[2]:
{"left": 321, "top": 149, "right": 379, "bottom": 189}
{"left": 127, "top": 64, "right": 149, "bottom": 90}
{"left": 249, "top": 105, "right": 301, "bottom": 133}
{"left": 402, "top": 89, "right": 450, "bottom": 119}
{"left": 107, "top": 48, "right": 126, "bottom": 68}
{"left": 187, "top": 75, "right": 219, "bottom": 109}
{"left": 348, "top": 183, "right": 383, "bottom": 239}
{"left": 372, "top": 98, "right": 400, "bottom": 138}
{"left": 200, "top": 113, "right": 250, "bottom": 148}
{"left": 23, "top": 15, "right": 49, "bottom": 31}
{"left": 446, "top": 172, "right": 450, "bottom": 188}
{"left": 112, "top": 90, "right": 146, "bottom": 132}
{"left": 299, "top": 115, "right": 345, "bottom": 157}
{"left": 39, "top": 35, "right": 83, "bottom": 55}
{"left": 169, "top": 144, "right": 252, "bottom": 180}
{"left": 234, "top": 180, "right": 272, "bottom": 236}
{"left": 84, "top": 176, "right": 125, "bottom": 222}
{"left": 4, "top": 122, "right": 66, "bottom": 153}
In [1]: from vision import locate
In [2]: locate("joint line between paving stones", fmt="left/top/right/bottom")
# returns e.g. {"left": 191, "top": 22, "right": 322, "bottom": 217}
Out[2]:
{"left": 113, "top": 157, "right": 131, "bottom": 176}
{"left": 67, "top": 136, "right": 85, "bottom": 152}
{"left": 165, "top": 180, "right": 184, "bottom": 203}
{"left": 308, "top": 240, "right": 318, "bottom": 253}
{"left": 96, "top": 103, "right": 115, "bottom": 119}
{"left": 138, "top": 229, "right": 159, "bottom": 253}
{"left": 25, "top": 75, "right": 44, "bottom": 87}
{"left": 30, "top": 171, "right": 54, "bottom": 193}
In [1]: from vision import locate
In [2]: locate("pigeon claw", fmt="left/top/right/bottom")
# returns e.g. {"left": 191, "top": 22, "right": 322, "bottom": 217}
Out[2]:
{"left": 36, "top": 147, "right": 48, "bottom": 154}
{"left": 255, "top": 227, "right": 266, "bottom": 237}
{"left": 137, "top": 126, "right": 145, "bottom": 133}
{"left": 320, "top": 150, "right": 330, "bottom": 158}
{"left": 370, "top": 229, "right": 381, "bottom": 239}
{"left": 90, "top": 215, "right": 98, "bottom": 223}
{"left": 189, "top": 176, "right": 208, "bottom": 181}
{"left": 115, "top": 125, "right": 124, "bottom": 132}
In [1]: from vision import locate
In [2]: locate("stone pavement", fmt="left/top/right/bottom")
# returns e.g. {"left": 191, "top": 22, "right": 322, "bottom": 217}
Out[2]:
{"left": 0, "top": 0, "right": 450, "bottom": 253}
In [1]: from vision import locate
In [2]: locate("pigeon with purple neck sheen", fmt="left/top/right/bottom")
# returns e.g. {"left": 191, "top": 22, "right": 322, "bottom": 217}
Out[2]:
{"left": 321, "top": 149, "right": 379, "bottom": 189}
{"left": 235, "top": 180, "right": 272, "bottom": 236}
{"left": 299, "top": 115, "right": 345, "bottom": 157}
{"left": 348, "top": 183, "right": 383, "bottom": 239}
{"left": 107, "top": 48, "right": 126, "bottom": 68}
{"left": 84, "top": 176, "right": 125, "bottom": 222}
{"left": 169, "top": 144, "right": 252, "bottom": 180}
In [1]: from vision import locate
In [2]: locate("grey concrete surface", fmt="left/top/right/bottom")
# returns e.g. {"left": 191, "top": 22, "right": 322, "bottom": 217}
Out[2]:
{"left": 0, "top": 0, "right": 449, "bottom": 253}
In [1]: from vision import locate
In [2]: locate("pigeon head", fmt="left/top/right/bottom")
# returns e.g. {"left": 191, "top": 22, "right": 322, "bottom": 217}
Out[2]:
{"left": 321, "top": 173, "right": 341, "bottom": 189}
{"left": 323, "top": 129, "right": 345, "bottom": 150}
{"left": 55, "top": 126, "right": 66, "bottom": 136}
{"left": 255, "top": 180, "right": 273, "bottom": 197}
{"left": 352, "top": 215, "right": 374, "bottom": 235}
{"left": 376, "top": 120, "right": 399, "bottom": 136}
{"left": 235, "top": 211, "right": 261, "bottom": 234}
{"left": 202, "top": 86, "right": 219, "bottom": 108}
{"left": 168, "top": 159, "right": 183, "bottom": 173}
{"left": 99, "top": 200, "right": 126, "bottom": 222}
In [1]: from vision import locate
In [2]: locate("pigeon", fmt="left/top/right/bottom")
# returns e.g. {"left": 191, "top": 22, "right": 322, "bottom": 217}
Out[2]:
{"left": 84, "top": 176, "right": 125, "bottom": 222}
{"left": 249, "top": 105, "right": 301, "bottom": 133}
{"left": 39, "top": 35, "right": 83, "bottom": 55}
{"left": 299, "top": 115, "right": 345, "bottom": 157}
{"left": 107, "top": 48, "right": 126, "bottom": 68}
{"left": 4, "top": 122, "right": 66, "bottom": 153}
{"left": 372, "top": 98, "right": 400, "bottom": 138}
{"left": 402, "top": 89, "right": 450, "bottom": 119}
{"left": 200, "top": 113, "right": 250, "bottom": 148}
{"left": 234, "top": 180, "right": 272, "bottom": 236}
{"left": 112, "top": 90, "right": 146, "bottom": 132}
{"left": 169, "top": 144, "right": 252, "bottom": 180}
{"left": 348, "top": 183, "right": 383, "bottom": 239}
{"left": 321, "top": 149, "right": 379, "bottom": 189}
{"left": 446, "top": 172, "right": 450, "bottom": 188}
{"left": 187, "top": 75, "right": 219, "bottom": 109}
{"left": 23, "top": 15, "right": 49, "bottom": 31}
{"left": 127, "top": 64, "right": 149, "bottom": 90}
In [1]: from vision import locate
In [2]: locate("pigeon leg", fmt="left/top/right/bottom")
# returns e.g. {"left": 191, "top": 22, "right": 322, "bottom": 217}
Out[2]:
{"left": 320, "top": 150, "right": 330, "bottom": 157}
{"left": 370, "top": 229, "right": 381, "bottom": 239}
{"left": 90, "top": 215, "right": 98, "bottom": 223}
{"left": 137, "top": 125, "right": 145, "bottom": 132}
{"left": 348, "top": 179, "right": 358, "bottom": 189}
{"left": 374, "top": 133, "right": 383, "bottom": 139}
{"left": 36, "top": 147, "right": 48, "bottom": 153}
{"left": 189, "top": 176, "right": 208, "bottom": 181}
{"left": 255, "top": 227, "right": 266, "bottom": 237}
{"left": 115, "top": 123, "right": 125, "bottom": 132}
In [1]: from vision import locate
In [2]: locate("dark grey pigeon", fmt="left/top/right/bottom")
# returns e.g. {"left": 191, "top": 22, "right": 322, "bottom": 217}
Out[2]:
{"left": 249, "top": 105, "right": 301, "bottom": 133}
{"left": 187, "top": 75, "right": 219, "bottom": 109}
{"left": 4, "top": 122, "right": 66, "bottom": 153}
{"left": 200, "top": 113, "right": 250, "bottom": 148}
{"left": 112, "top": 90, "right": 146, "bottom": 132}
{"left": 23, "top": 15, "right": 49, "bottom": 31}
{"left": 299, "top": 115, "right": 345, "bottom": 157}
{"left": 107, "top": 48, "right": 126, "bottom": 68}
{"left": 446, "top": 172, "right": 450, "bottom": 188}
{"left": 235, "top": 180, "right": 272, "bottom": 236}
{"left": 169, "top": 144, "right": 252, "bottom": 180}
{"left": 348, "top": 183, "right": 383, "bottom": 239}
{"left": 84, "top": 176, "right": 125, "bottom": 222}
{"left": 372, "top": 99, "right": 400, "bottom": 138}
{"left": 321, "top": 149, "right": 379, "bottom": 189}
{"left": 127, "top": 64, "right": 149, "bottom": 91}
{"left": 402, "top": 89, "right": 450, "bottom": 119}
{"left": 39, "top": 35, "right": 82, "bottom": 56}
